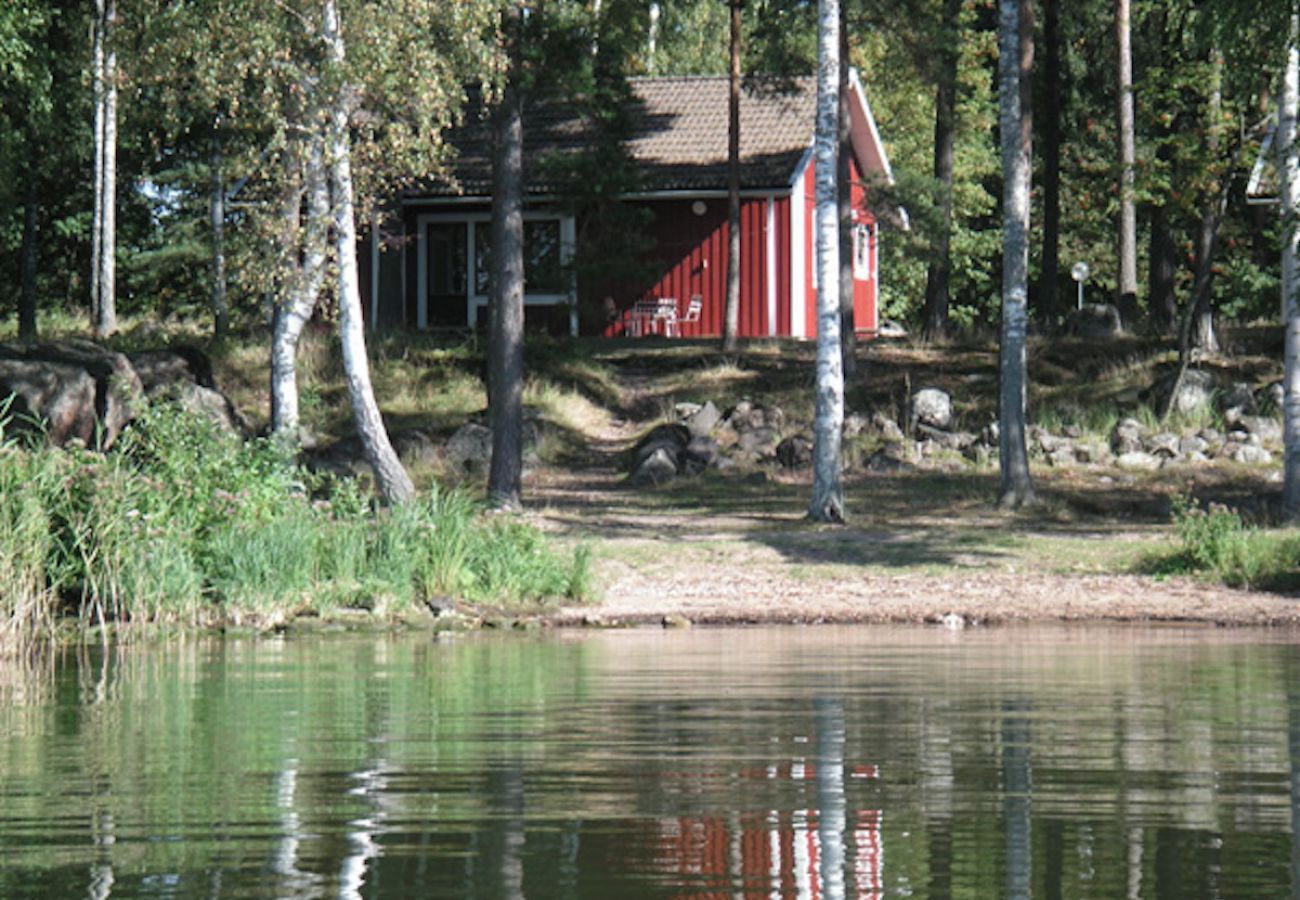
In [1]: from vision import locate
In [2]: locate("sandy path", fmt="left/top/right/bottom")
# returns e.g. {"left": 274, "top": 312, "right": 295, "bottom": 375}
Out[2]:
{"left": 525, "top": 403, "right": 1300, "bottom": 629}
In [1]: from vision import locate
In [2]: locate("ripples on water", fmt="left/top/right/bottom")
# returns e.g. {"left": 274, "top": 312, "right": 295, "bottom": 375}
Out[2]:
{"left": 1, "top": 626, "right": 1299, "bottom": 898}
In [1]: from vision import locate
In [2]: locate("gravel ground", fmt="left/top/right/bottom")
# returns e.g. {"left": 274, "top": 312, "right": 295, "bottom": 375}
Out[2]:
{"left": 529, "top": 471, "right": 1300, "bottom": 630}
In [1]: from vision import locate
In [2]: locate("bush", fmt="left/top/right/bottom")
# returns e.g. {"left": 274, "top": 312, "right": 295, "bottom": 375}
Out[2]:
{"left": 1145, "top": 496, "right": 1300, "bottom": 590}
{"left": 0, "top": 400, "right": 591, "bottom": 643}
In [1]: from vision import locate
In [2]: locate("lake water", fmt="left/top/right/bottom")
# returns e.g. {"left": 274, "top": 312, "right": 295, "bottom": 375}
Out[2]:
{"left": 2, "top": 626, "right": 1299, "bottom": 898}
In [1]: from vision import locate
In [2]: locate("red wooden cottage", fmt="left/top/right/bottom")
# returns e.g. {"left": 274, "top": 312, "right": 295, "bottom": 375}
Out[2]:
{"left": 359, "top": 71, "right": 897, "bottom": 339}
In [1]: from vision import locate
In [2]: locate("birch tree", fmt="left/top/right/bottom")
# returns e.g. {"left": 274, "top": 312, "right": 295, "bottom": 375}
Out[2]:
{"left": 1115, "top": 0, "right": 1137, "bottom": 322}
{"left": 1282, "top": 10, "right": 1300, "bottom": 521}
{"left": 270, "top": 132, "right": 330, "bottom": 438}
{"left": 721, "top": 0, "right": 743, "bottom": 353}
{"left": 321, "top": 0, "right": 414, "bottom": 505}
{"left": 809, "top": 0, "right": 844, "bottom": 524}
{"left": 91, "top": 0, "right": 117, "bottom": 338}
{"left": 997, "top": 0, "right": 1035, "bottom": 509}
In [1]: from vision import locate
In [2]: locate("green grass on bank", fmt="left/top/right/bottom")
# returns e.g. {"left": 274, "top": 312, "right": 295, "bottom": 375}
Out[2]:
{"left": 0, "top": 402, "right": 590, "bottom": 644}
{"left": 1138, "top": 498, "right": 1300, "bottom": 591}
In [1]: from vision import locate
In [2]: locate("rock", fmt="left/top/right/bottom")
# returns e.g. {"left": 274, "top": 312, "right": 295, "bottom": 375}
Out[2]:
{"left": 1179, "top": 434, "right": 1209, "bottom": 456}
{"left": 1265, "top": 381, "right": 1285, "bottom": 415}
{"left": 736, "top": 426, "right": 780, "bottom": 456}
{"left": 871, "top": 411, "right": 906, "bottom": 443}
{"left": 1111, "top": 418, "right": 1145, "bottom": 455}
{"left": 303, "top": 436, "right": 369, "bottom": 479}
{"left": 963, "top": 442, "right": 993, "bottom": 466}
{"left": 683, "top": 400, "right": 721, "bottom": 437}
{"left": 867, "top": 446, "right": 909, "bottom": 472}
{"left": 1072, "top": 442, "right": 1109, "bottom": 465}
{"left": 1064, "top": 303, "right": 1123, "bottom": 338}
{"left": 775, "top": 435, "right": 813, "bottom": 469}
{"left": 160, "top": 381, "right": 251, "bottom": 436}
{"left": 1047, "top": 446, "right": 1078, "bottom": 468}
{"left": 1233, "top": 444, "right": 1274, "bottom": 465}
{"left": 916, "top": 422, "right": 976, "bottom": 451}
{"left": 1143, "top": 431, "right": 1180, "bottom": 459}
{"left": 1219, "top": 382, "right": 1256, "bottom": 424}
{"left": 0, "top": 340, "right": 145, "bottom": 448}
{"left": 1156, "top": 368, "right": 1217, "bottom": 417}
{"left": 1115, "top": 451, "right": 1162, "bottom": 472}
{"left": 128, "top": 346, "right": 216, "bottom": 392}
{"left": 911, "top": 387, "right": 953, "bottom": 430}
{"left": 629, "top": 423, "right": 691, "bottom": 483}
{"left": 842, "top": 412, "right": 870, "bottom": 438}
{"left": 1237, "top": 415, "right": 1282, "bottom": 443}
{"left": 683, "top": 435, "right": 720, "bottom": 473}
{"left": 391, "top": 428, "right": 440, "bottom": 467}
{"left": 445, "top": 422, "right": 494, "bottom": 474}
{"left": 723, "top": 401, "right": 784, "bottom": 433}
{"left": 631, "top": 446, "right": 679, "bottom": 484}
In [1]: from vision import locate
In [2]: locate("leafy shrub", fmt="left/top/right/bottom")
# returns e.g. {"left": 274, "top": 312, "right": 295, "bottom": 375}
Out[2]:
{"left": 1, "top": 399, "right": 590, "bottom": 643}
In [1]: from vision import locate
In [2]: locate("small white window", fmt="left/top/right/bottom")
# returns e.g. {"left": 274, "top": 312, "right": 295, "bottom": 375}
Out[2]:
{"left": 853, "top": 223, "right": 872, "bottom": 279}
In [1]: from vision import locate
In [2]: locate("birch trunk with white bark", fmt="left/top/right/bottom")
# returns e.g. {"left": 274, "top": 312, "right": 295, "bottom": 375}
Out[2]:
{"left": 997, "top": 0, "right": 1035, "bottom": 508}
{"left": 271, "top": 134, "right": 329, "bottom": 438}
{"left": 1115, "top": 0, "right": 1138, "bottom": 322}
{"left": 322, "top": 0, "right": 414, "bottom": 504}
{"left": 210, "top": 123, "right": 229, "bottom": 340}
{"left": 1282, "top": 12, "right": 1300, "bottom": 520}
{"left": 93, "top": 0, "right": 118, "bottom": 338}
{"left": 722, "top": 0, "right": 742, "bottom": 353}
{"left": 809, "top": 0, "right": 845, "bottom": 524}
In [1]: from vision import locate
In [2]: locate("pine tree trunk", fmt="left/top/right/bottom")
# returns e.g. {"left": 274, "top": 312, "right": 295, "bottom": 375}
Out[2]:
{"left": 1281, "top": 11, "right": 1300, "bottom": 520}
{"left": 19, "top": 174, "right": 39, "bottom": 341}
{"left": 322, "top": 0, "right": 414, "bottom": 505}
{"left": 210, "top": 124, "right": 229, "bottom": 340}
{"left": 488, "top": 3, "right": 526, "bottom": 513}
{"left": 923, "top": 0, "right": 960, "bottom": 340}
{"left": 96, "top": 0, "right": 118, "bottom": 338}
{"left": 1115, "top": 0, "right": 1138, "bottom": 324}
{"left": 721, "top": 0, "right": 742, "bottom": 353}
{"left": 837, "top": 13, "right": 856, "bottom": 379}
{"left": 271, "top": 134, "right": 329, "bottom": 438}
{"left": 809, "top": 0, "right": 845, "bottom": 524}
{"left": 998, "top": 0, "right": 1035, "bottom": 509}
{"left": 1148, "top": 199, "right": 1178, "bottom": 332}
{"left": 1039, "top": 0, "right": 1061, "bottom": 330}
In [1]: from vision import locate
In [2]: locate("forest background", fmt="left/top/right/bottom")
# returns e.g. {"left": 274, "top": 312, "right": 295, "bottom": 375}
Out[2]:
{"left": 0, "top": 0, "right": 1293, "bottom": 345}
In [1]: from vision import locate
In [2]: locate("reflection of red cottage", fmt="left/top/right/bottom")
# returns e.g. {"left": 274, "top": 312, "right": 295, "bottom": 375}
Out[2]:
{"left": 360, "top": 72, "right": 898, "bottom": 339}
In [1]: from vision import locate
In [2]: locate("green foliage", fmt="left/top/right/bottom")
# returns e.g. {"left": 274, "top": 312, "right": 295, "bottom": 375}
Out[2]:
{"left": 1144, "top": 496, "right": 1300, "bottom": 590}
{"left": 0, "top": 401, "right": 589, "bottom": 642}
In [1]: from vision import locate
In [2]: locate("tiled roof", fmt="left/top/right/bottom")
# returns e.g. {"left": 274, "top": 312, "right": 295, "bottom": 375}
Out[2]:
{"left": 413, "top": 75, "right": 818, "bottom": 198}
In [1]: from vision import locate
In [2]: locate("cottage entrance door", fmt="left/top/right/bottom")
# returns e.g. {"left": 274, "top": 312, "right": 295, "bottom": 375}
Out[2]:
{"left": 424, "top": 222, "right": 468, "bottom": 329}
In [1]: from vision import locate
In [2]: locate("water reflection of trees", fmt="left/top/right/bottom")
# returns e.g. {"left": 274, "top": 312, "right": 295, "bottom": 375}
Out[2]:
{"left": 2, "top": 629, "right": 1300, "bottom": 897}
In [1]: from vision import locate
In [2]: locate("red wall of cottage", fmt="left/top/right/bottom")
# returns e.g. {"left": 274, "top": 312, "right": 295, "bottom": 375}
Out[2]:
{"left": 609, "top": 196, "right": 776, "bottom": 339}
{"left": 801, "top": 155, "right": 878, "bottom": 340}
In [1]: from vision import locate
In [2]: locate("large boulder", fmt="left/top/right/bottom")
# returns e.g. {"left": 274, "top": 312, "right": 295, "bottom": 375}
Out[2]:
{"left": 775, "top": 435, "right": 813, "bottom": 469}
{"left": 1154, "top": 368, "right": 1216, "bottom": 417}
{"left": 130, "top": 346, "right": 248, "bottom": 436}
{"left": 445, "top": 422, "right": 494, "bottom": 475}
{"left": 1065, "top": 303, "right": 1123, "bottom": 339}
{"left": 0, "top": 340, "right": 144, "bottom": 448}
{"left": 128, "top": 346, "right": 216, "bottom": 392}
{"left": 911, "top": 387, "right": 953, "bottom": 430}
{"left": 629, "top": 423, "right": 691, "bottom": 484}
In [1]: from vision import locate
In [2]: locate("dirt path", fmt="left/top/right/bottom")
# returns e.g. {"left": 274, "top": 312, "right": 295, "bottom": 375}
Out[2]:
{"left": 526, "top": 387, "right": 1300, "bottom": 629}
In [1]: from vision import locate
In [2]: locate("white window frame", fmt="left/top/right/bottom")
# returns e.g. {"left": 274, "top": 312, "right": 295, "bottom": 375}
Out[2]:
{"left": 414, "top": 211, "right": 577, "bottom": 334}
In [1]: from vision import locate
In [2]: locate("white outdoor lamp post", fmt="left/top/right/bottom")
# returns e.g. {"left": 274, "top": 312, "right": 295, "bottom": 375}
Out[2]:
{"left": 1071, "top": 261, "right": 1090, "bottom": 310}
